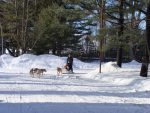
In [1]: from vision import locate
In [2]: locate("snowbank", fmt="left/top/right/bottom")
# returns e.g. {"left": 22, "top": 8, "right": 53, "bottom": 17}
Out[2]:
{"left": 83, "top": 62, "right": 120, "bottom": 79}
{"left": 123, "top": 60, "right": 141, "bottom": 69}
{"left": 0, "top": 54, "right": 98, "bottom": 73}
{"left": 128, "top": 60, "right": 140, "bottom": 65}
{"left": 102, "top": 62, "right": 120, "bottom": 72}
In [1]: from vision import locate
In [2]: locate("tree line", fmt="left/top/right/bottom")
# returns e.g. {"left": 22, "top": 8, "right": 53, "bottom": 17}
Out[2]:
{"left": 0, "top": 0, "right": 92, "bottom": 56}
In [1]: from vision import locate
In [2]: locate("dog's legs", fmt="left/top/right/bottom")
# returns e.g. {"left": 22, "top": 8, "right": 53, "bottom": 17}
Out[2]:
{"left": 38, "top": 74, "right": 41, "bottom": 78}
{"left": 57, "top": 72, "right": 62, "bottom": 76}
{"left": 31, "top": 73, "right": 34, "bottom": 78}
{"left": 41, "top": 72, "right": 44, "bottom": 76}
{"left": 57, "top": 72, "right": 60, "bottom": 76}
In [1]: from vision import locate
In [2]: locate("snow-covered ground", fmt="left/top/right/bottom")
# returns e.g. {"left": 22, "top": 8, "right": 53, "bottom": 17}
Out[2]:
{"left": 0, "top": 54, "right": 150, "bottom": 113}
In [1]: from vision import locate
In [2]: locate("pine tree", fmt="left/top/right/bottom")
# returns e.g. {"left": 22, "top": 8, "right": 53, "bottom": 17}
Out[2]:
{"left": 33, "top": 3, "right": 82, "bottom": 55}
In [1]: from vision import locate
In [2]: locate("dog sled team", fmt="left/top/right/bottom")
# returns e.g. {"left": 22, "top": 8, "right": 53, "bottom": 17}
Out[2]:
{"left": 30, "top": 54, "right": 73, "bottom": 78}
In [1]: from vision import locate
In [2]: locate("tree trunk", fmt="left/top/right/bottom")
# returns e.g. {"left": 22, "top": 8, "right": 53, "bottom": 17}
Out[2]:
{"left": 140, "top": 64, "right": 148, "bottom": 77}
{"left": 21, "top": 0, "right": 29, "bottom": 54}
{"left": 146, "top": 2, "right": 150, "bottom": 58}
{"left": 117, "top": 0, "right": 124, "bottom": 68}
{"left": 140, "top": 2, "right": 150, "bottom": 77}
{"left": 57, "top": 41, "right": 62, "bottom": 56}
{"left": 23, "top": 0, "right": 29, "bottom": 54}
{"left": 52, "top": 49, "right": 56, "bottom": 55}
{"left": 117, "top": 47, "right": 123, "bottom": 67}
{"left": 140, "top": 49, "right": 149, "bottom": 77}
{"left": 15, "top": 0, "right": 21, "bottom": 50}
{"left": 99, "top": 0, "right": 105, "bottom": 73}
{"left": 52, "top": 42, "right": 57, "bottom": 55}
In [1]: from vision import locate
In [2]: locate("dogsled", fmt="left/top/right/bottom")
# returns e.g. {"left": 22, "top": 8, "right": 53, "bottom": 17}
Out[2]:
{"left": 56, "top": 64, "right": 81, "bottom": 79}
{"left": 57, "top": 64, "right": 74, "bottom": 75}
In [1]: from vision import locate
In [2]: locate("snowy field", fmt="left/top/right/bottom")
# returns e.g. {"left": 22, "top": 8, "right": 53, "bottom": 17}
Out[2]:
{"left": 0, "top": 54, "right": 150, "bottom": 113}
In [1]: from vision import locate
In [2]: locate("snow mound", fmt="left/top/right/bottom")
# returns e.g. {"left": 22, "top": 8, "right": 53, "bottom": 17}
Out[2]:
{"left": 127, "top": 60, "right": 140, "bottom": 65}
{"left": 0, "top": 54, "right": 97, "bottom": 73}
{"left": 83, "top": 62, "right": 120, "bottom": 79}
{"left": 102, "top": 62, "right": 120, "bottom": 72}
{"left": 123, "top": 60, "right": 141, "bottom": 69}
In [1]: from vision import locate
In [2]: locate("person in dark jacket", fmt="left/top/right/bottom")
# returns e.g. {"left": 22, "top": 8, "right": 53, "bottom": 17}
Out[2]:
{"left": 67, "top": 54, "right": 73, "bottom": 73}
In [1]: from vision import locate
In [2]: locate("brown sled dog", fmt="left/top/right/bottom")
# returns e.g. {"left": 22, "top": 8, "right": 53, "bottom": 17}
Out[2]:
{"left": 57, "top": 64, "right": 69, "bottom": 76}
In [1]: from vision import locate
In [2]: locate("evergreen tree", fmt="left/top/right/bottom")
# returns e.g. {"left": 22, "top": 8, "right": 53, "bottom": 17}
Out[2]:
{"left": 33, "top": 3, "right": 79, "bottom": 55}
